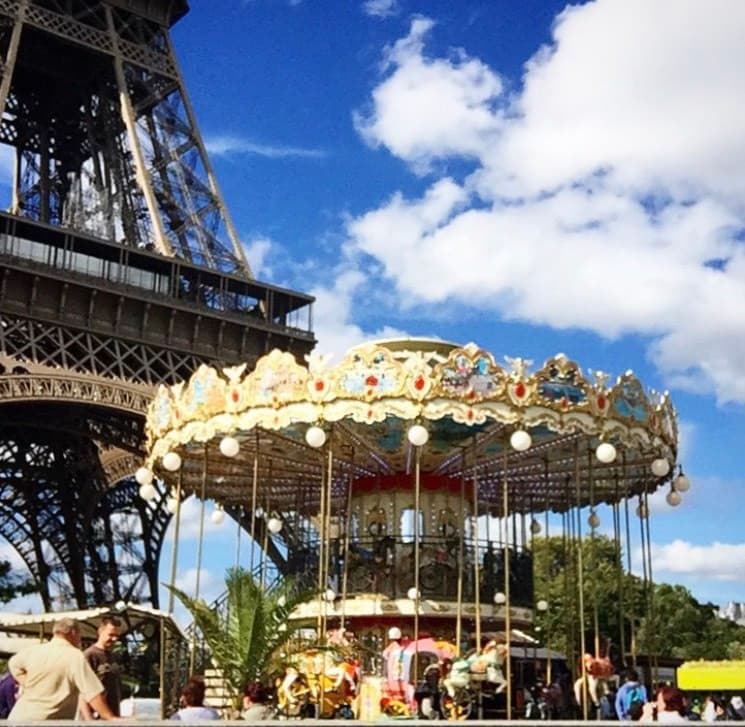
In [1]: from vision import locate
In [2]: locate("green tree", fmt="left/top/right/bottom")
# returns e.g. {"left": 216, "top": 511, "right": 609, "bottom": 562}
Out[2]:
{"left": 533, "top": 534, "right": 646, "bottom": 663}
{"left": 533, "top": 535, "right": 745, "bottom": 664}
{"left": 168, "top": 566, "right": 308, "bottom": 708}
{"left": 638, "top": 585, "right": 745, "bottom": 660}
{"left": 0, "top": 559, "right": 37, "bottom": 603}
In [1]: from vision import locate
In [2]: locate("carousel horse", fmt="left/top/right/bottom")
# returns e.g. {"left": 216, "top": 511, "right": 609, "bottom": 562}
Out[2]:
{"left": 573, "top": 653, "right": 614, "bottom": 710}
{"left": 444, "top": 637, "right": 508, "bottom": 697}
{"left": 277, "top": 649, "right": 357, "bottom": 719}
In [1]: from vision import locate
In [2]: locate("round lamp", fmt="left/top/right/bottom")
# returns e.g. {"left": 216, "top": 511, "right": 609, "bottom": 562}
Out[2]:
{"left": 407, "top": 587, "right": 420, "bottom": 601}
{"left": 162, "top": 451, "right": 182, "bottom": 472}
{"left": 255, "top": 506, "right": 264, "bottom": 519}
{"left": 166, "top": 496, "right": 179, "bottom": 514}
{"left": 536, "top": 599, "right": 549, "bottom": 612}
{"left": 219, "top": 436, "right": 240, "bottom": 458}
{"left": 388, "top": 627, "right": 402, "bottom": 640}
{"left": 305, "top": 426, "right": 327, "bottom": 448}
{"left": 674, "top": 473, "right": 691, "bottom": 492}
{"left": 636, "top": 502, "right": 649, "bottom": 519}
{"left": 595, "top": 442, "right": 617, "bottom": 464}
{"left": 510, "top": 429, "right": 532, "bottom": 452}
{"left": 666, "top": 490, "right": 682, "bottom": 507}
{"left": 139, "top": 483, "right": 156, "bottom": 501}
{"left": 588, "top": 510, "right": 600, "bottom": 529}
{"left": 494, "top": 592, "right": 507, "bottom": 605}
{"left": 267, "top": 517, "right": 283, "bottom": 534}
{"left": 651, "top": 458, "right": 670, "bottom": 477}
{"left": 324, "top": 588, "right": 336, "bottom": 602}
{"left": 135, "top": 466, "right": 153, "bottom": 486}
{"left": 210, "top": 507, "right": 225, "bottom": 525}
{"left": 530, "top": 519, "right": 542, "bottom": 535}
{"left": 407, "top": 424, "right": 429, "bottom": 447}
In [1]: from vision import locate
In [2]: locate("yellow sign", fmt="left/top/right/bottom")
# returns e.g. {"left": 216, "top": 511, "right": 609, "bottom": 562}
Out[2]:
{"left": 677, "top": 661, "right": 745, "bottom": 691}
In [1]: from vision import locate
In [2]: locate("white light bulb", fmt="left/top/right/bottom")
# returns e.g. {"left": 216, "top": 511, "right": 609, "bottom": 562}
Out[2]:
{"left": 305, "top": 426, "right": 327, "bottom": 448}
{"left": 588, "top": 511, "right": 600, "bottom": 529}
{"left": 651, "top": 458, "right": 670, "bottom": 477}
{"left": 530, "top": 519, "right": 542, "bottom": 535}
{"left": 255, "top": 506, "right": 264, "bottom": 519}
{"left": 666, "top": 490, "right": 682, "bottom": 507}
{"left": 162, "top": 451, "right": 182, "bottom": 472}
{"left": 407, "top": 424, "right": 429, "bottom": 447}
{"left": 674, "top": 473, "right": 691, "bottom": 493}
{"left": 139, "top": 483, "right": 156, "bottom": 501}
{"left": 510, "top": 429, "right": 532, "bottom": 452}
{"left": 536, "top": 599, "right": 549, "bottom": 612}
{"left": 494, "top": 592, "right": 507, "bottom": 605}
{"left": 407, "top": 587, "right": 420, "bottom": 601}
{"left": 219, "top": 436, "right": 240, "bottom": 458}
{"left": 267, "top": 517, "right": 283, "bottom": 534}
{"left": 210, "top": 508, "right": 225, "bottom": 525}
{"left": 324, "top": 588, "right": 336, "bottom": 602}
{"left": 166, "top": 496, "right": 179, "bottom": 514}
{"left": 636, "top": 503, "right": 648, "bottom": 519}
{"left": 135, "top": 466, "right": 153, "bottom": 486}
{"left": 595, "top": 442, "right": 617, "bottom": 464}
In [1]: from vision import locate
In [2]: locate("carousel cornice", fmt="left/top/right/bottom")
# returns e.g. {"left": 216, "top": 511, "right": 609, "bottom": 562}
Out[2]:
{"left": 141, "top": 340, "right": 680, "bottom": 513}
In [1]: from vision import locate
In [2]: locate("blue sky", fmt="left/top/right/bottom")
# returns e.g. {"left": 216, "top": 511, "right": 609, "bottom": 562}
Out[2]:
{"left": 5, "top": 0, "right": 745, "bottom": 620}
{"left": 169, "top": 0, "right": 745, "bottom": 610}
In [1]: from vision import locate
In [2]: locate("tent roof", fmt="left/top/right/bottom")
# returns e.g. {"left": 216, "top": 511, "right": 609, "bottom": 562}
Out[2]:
{"left": 0, "top": 603, "right": 183, "bottom": 641}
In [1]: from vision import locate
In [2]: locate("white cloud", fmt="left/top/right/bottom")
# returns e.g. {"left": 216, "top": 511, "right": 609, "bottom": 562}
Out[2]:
{"left": 310, "top": 268, "right": 409, "bottom": 359}
{"left": 362, "top": 0, "right": 400, "bottom": 19}
{"left": 653, "top": 540, "right": 745, "bottom": 583}
{"left": 355, "top": 17, "right": 503, "bottom": 172}
{"left": 205, "top": 135, "right": 325, "bottom": 159}
{"left": 242, "top": 236, "right": 273, "bottom": 278}
{"left": 349, "top": 3, "right": 745, "bottom": 402}
{"left": 172, "top": 566, "right": 221, "bottom": 599}
{"left": 163, "top": 496, "right": 237, "bottom": 541}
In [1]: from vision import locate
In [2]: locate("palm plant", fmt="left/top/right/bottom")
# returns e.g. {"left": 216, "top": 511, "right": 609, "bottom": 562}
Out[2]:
{"left": 167, "top": 566, "right": 308, "bottom": 707}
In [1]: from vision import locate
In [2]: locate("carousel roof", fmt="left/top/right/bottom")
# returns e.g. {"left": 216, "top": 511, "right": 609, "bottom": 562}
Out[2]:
{"left": 143, "top": 339, "right": 679, "bottom": 514}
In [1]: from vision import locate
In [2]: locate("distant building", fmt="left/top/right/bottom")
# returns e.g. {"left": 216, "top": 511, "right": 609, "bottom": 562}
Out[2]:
{"left": 718, "top": 601, "right": 745, "bottom": 625}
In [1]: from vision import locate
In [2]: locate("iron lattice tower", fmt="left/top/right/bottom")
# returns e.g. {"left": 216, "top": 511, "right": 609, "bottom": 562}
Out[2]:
{"left": 0, "top": 0, "right": 315, "bottom": 609}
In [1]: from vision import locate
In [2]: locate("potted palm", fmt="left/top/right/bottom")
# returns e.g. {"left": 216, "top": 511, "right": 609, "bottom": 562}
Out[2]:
{"left": 168, "top": 566, "right": 308, "bottom": 713}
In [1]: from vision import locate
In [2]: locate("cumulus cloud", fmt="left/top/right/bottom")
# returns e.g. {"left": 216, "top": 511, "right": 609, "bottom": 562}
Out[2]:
{"left": 310, "top": 268, "right": 409, "bottom": 359}
{"left": 653, "top": 540, "right": 745, "bottom": 583}
{"left": 349, "top": 2, "right": 745, "bottom": 402}
{"left": 205, "top": 135, "right": 325, "bottom": 159}
{"left": 362, "top": 0, "right": 400, "bottom": 18}
{"left": 242, "top": 236, "right": 274, "bottom": 279}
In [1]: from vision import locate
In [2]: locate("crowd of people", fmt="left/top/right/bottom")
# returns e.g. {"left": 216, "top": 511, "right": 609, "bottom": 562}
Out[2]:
{"left": 2, "top": 615, "right": 745, "bottom": 722}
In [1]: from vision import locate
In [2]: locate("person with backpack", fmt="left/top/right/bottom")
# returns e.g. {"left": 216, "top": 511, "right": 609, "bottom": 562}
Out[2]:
{"left": 616, "top": 668, "right": 648, "bottom": 721}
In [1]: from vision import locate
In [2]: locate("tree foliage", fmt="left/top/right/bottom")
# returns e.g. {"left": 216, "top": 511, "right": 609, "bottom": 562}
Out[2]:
{"left": 167, "top": 567, "right": 308, "bottom": 706}
{"left": 0, "top": 559, "right": 37, "bottom": 604}
{"left": 532, "top": 535, "right": 745, "bottom": 665}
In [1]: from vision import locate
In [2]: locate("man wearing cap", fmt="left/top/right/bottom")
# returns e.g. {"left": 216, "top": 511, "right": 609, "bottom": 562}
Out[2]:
{"left": 7, "top": 618, "right": 119, "bottom": 721}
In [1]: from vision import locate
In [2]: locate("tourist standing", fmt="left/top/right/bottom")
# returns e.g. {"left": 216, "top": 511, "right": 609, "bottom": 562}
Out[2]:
{"left": 616, "top": 668, "right": 648, "bottom": 721}
{"left": 79, "top": 616, "right": 123, "bottom": 719}
{"left": 7, "top": 618, "right": 118, "bottom": 721}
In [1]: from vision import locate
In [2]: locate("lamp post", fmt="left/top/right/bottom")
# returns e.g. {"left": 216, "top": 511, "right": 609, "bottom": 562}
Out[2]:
{"left": 536, "top": 599, "right": 550, "bottom": 684}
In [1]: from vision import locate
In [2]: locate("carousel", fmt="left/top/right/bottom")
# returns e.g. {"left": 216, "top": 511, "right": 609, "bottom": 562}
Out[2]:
{"left": 136, "top": 338, "right": 687, "bottom": 719}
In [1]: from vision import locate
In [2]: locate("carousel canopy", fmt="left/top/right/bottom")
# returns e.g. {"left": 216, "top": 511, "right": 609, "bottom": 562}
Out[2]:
{"left": 143, "top": 339, "right": 679, "bottom": 515}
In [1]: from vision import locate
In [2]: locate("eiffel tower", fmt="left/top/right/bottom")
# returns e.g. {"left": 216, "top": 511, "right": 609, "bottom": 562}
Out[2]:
{"left": 0, "top": 0, "right": 315, "bottom": 610}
